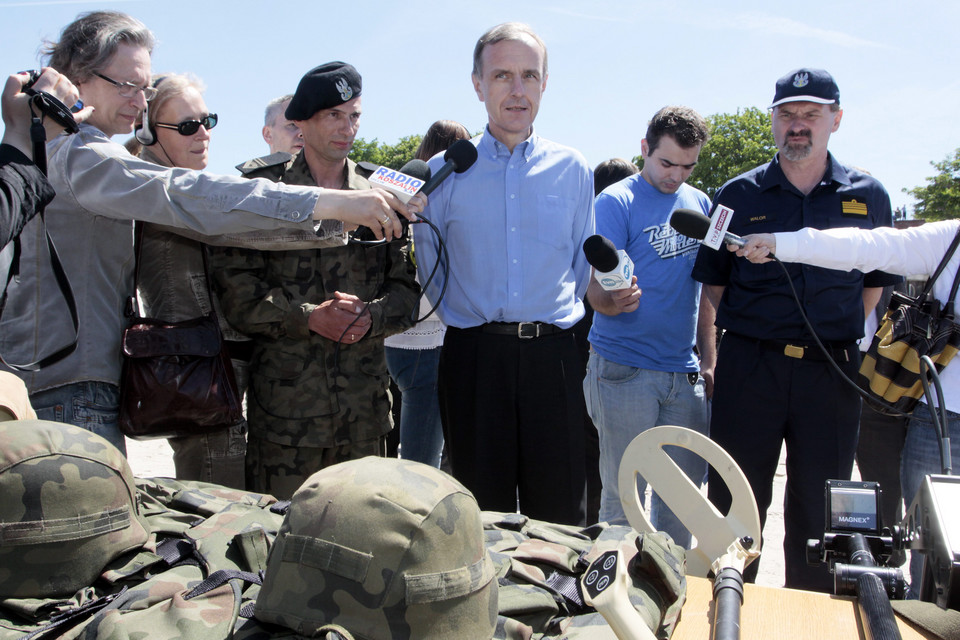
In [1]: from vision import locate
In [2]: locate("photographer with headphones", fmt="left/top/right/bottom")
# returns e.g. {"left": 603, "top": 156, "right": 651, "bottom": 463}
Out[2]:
{"left": 0, "top": 11, "right": 424, "bottom": 454}
{"left": 0, "top": 68, "right": 92, "bottom": 253}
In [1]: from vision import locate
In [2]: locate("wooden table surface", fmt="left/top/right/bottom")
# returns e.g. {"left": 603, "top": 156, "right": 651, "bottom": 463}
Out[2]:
{"left": 671, "top": 576, "right": 935, "bottom": 640}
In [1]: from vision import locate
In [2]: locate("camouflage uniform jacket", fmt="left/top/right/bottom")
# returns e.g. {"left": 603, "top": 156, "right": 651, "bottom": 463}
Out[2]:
{"left": 210, "top": 153, "right": 419, "bottom": 448}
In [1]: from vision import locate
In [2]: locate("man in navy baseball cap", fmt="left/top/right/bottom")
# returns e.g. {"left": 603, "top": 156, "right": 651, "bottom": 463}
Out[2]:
{"left": 691, "top": 65, "right": 901, "bottom": 594}
{"left": 769, "top": 67, "right": 840, "bottom": 108}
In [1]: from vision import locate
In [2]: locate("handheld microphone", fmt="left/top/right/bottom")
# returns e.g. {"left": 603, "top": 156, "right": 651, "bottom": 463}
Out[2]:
{"left": 352, "top": 159, "right": 432, "bottom": 244}
{"left": 418, "top": 139, "right": 478, "bottom": 196}
{"left": 583, "top": 235, "right": 634, "bottom": 290}
{"left": 369, "top": 159, "right": 429, "bottom": 203}
{"left": 669, "top": 208, "right": 746, "bottom": 249}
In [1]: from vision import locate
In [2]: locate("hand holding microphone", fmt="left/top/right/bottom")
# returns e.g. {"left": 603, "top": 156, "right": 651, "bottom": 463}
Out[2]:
{"left": 351, "top": 159, "right": 432, "bottom": 243}
{"left": 582, "top": 234, "right": 640, "bottom": 314}
{"left": 351, "top": 140, "right": 478, "bottom": 244}
{"left": 669, "top": 208, "right": 777, "bottom": 261}
{"left": 732, "top": 233, "right": 777, "bottom": 263}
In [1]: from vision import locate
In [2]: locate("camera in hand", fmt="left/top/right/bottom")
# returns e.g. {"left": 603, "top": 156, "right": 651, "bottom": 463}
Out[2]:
{"left": 20, "top": 70, "right": 80, "bottom": 135}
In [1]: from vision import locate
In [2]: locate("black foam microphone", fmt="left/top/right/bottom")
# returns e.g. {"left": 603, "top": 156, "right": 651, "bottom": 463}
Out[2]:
{"left": 395, "top": 159, "right": 431, "bottom": 187}
{"left": 583, "top": 234, "right": 634, "bottom": 290}
{"left": 669, "top": 208, "right": 746, "bottom": 249}
{"left": 352, "top": 159, "right": 432, "bottom": 244}
{"left": 418, "top": 139, "right": 478, "bottom": 196}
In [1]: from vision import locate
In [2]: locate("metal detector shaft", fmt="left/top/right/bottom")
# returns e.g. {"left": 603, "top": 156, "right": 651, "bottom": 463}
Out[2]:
{"left": 856, "top": 572, "right": 902, "bottom": 640}
{"left": 712, "top": 567, "right": 744, "bottom": 640}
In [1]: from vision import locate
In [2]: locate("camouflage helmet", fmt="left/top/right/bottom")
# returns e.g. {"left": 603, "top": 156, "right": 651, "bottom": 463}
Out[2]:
{"left": 0, "top": 420, "right": 150, "bottom": 598}
{"left": 255, "top": 457, "right": 498, "bottom": 639}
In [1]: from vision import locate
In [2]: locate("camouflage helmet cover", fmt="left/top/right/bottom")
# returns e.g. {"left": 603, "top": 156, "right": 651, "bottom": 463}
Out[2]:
{"left": 0, "top": 420, "right": 150, "bottom": 598}
{"left": 255, "top": 457, "right": 498, "bottom": 640}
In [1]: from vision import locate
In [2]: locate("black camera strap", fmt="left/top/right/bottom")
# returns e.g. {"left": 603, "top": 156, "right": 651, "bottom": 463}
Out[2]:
{"left": 0, "top": 100, "right": 79, "bottom": 372}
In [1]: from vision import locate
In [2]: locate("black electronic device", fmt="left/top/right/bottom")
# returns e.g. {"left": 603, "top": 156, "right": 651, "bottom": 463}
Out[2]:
{"left": 827, "top": 479, "right": 884, "bottom": 534}
{"left": 20, "top": 70, "right": 80, "bottom": 135}
{"left": 808, "top": 480, "right": 906, "bottom": 640}
{"left": 902, "top": 474, "right": 960, "bottom": 610}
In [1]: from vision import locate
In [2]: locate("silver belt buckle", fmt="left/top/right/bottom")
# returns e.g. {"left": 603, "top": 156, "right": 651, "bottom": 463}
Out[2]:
{"left": 517, "top": 322, "right": 539, "bottom": 339}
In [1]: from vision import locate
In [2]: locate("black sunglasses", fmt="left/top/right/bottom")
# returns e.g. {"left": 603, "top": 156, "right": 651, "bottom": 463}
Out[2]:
{"left": 154, "top": 114, "right": 218, "bottom": 136}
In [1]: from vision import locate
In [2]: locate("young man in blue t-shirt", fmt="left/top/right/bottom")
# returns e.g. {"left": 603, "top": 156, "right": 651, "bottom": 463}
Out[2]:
{"left": 583, "top": 105, "right": 715, "bottom": 546}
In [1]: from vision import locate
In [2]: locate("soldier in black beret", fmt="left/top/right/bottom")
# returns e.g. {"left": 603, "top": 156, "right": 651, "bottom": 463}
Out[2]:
{"left": 285, "top": 61, "right": 362, "bottom": 121}
{"left": 212, "top": 62, "right": 419, "bottom": 499}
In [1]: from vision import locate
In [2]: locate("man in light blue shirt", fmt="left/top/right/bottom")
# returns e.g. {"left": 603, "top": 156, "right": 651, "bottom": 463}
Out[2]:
{"left": 414, "top": 22, "right": 594, "bottom": 525}
{"left": 583, "top": 106, "right": 715, "bottom": 545}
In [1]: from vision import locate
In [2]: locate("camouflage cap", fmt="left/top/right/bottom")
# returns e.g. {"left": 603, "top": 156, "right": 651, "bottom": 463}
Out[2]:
{"left": 255, "top": 457, "right": 498, "bottom": 639}
{"left": 0, "top": 420, "right": 150, "bottom": 598}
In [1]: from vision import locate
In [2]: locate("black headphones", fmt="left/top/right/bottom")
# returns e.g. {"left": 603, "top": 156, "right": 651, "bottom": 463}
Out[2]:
{"left": 133, "top": 76, "right": 166, "bottom": 146}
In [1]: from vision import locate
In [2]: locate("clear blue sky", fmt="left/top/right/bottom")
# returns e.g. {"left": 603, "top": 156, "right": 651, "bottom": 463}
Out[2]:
{"left": 2, "top": 0, "right": 957, "bottom": 213}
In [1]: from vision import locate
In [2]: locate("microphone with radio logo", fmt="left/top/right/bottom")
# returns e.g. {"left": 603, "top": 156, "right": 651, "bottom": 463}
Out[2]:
{"left": 582, "top": 235, "right": 634, "bottom": 290}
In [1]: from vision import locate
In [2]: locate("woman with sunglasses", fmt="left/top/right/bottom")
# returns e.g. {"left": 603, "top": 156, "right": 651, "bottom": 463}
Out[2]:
{"left": 126, "top": 73, "right": 246, "bottom": 488}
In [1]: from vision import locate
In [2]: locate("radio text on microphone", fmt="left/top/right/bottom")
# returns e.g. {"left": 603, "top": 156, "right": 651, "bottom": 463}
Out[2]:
{"left": 369, "top": 167, "right": 424, "bottom": 203}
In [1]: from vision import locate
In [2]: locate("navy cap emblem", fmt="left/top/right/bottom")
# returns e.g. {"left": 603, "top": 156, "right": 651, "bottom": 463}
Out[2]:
{"left": 793, "top": 72, "right": 809, "bottom": 88}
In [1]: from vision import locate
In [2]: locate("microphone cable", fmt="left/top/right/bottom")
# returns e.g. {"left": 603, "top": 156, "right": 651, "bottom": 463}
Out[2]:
{"left": 409, "top": 212, "right": 449, "bottom": 324}
{"left": 770, "top": 257, "right": 944, "bottom": 423}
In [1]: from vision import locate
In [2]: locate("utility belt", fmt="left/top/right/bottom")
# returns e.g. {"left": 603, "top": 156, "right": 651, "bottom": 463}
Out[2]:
{"left": 728, "top": 332, "right": 857, "bottom": 363}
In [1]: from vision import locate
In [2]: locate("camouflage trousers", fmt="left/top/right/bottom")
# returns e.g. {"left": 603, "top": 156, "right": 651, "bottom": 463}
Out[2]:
{"left": 245, "top": 432, "right": 386, "bottom": 499}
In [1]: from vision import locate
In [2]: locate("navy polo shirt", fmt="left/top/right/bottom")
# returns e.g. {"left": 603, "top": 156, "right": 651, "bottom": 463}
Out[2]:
{"left": 692, "top": 153, "right": 901, "bottom": 343}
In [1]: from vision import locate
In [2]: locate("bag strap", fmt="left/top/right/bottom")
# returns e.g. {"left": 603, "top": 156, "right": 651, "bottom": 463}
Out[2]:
{"left": 920, "top": 226, "right": 960, "bottom": 301}
{"left": 944, "top": 240, "right": 960, "bottom": 313}
{"left": 19, "top": 587, "right": 129, "bottom": 640}
{"left": 129, "top": 221, "right": 144, "bottom": 318}
{"left": 0, "top": 109, "right": 79, "bottom": 372}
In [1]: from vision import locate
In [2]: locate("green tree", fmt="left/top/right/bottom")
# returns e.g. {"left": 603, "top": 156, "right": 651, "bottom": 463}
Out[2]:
{"left": 905, "top": 148, "right": 960, "bottom": 221}
{"left": 631, "top": 107, "right": 777, "bottom": 200}
{"left": 349, "top": 135, "right": 423, "bottom": 170}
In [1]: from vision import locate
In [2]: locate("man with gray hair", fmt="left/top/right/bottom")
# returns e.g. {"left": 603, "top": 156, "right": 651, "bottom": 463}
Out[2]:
{"left": 414, "top": 22, "right": 594, "bottom": 525}
{"left": 0, "top": 11, "right": 420, "bottom": 454}
{"left": 262, "top": 94, "right": 302, "bottom": 156}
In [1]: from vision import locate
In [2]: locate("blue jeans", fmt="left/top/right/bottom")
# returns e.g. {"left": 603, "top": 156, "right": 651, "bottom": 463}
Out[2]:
{"left": 583, "top": 351, "right": 708, "bottom": 547}
{"left": 901, "top": 401, "right": 960, "bottom": 598}
{"left": 30, "top": 381, "right": 126, "bottom": 455}
{"left": 385, "top": 346, "right": 444, "bottom": 468}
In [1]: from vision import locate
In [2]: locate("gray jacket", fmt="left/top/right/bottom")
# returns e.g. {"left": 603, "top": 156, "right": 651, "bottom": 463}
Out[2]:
{"left": 136, "top": 148, "right": 244, "bottom": 340}
{"left": 0, "top": 124, "right": 342, "bottom": 393}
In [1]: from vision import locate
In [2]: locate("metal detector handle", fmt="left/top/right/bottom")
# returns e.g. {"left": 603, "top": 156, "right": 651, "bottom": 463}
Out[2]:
{"left": 581, "top": 548, "right": 658, "bottom": 640}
